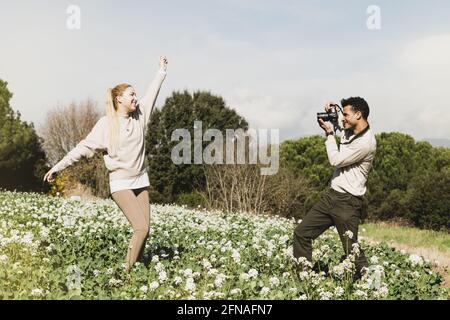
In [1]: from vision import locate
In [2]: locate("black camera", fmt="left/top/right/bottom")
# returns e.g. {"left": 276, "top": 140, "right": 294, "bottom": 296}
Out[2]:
{"left": 317, "top": 104, "right": 342, "bottom": 132}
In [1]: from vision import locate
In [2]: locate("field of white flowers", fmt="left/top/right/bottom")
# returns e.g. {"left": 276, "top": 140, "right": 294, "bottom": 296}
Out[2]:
{"left": 0, "top": 190, "right": 448, "bottom": 300}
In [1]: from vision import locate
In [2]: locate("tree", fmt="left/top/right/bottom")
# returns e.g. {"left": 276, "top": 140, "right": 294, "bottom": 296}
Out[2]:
{"left": 280, "top": 135, "right": 333, "bottom": 190}
{"left": 0, "top": 79, "right": 48, "bottom": 192}
{"left": 146, "top": 90, "right": 248, "bottom": 203}
{"left": 407, "top": 167, "right": 450, "bottom": 230}
{"left": 38, "top": 99, "right": 100, "bottom": 166}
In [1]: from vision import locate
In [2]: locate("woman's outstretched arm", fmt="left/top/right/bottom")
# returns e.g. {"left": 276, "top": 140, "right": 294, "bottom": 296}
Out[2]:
{"left": 44, "top": 117, "right": 107, "bottom": 182}
{"left": 139, "top": 56, "right": 168, "bottom": 128}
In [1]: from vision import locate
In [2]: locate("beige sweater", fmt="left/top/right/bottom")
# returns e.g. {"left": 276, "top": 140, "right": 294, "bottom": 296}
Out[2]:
{"left": 325, "top": 125, "right": 377, "bottom": 197}
{"left": 53, "top": 69, "right": 166, "bottom": 181}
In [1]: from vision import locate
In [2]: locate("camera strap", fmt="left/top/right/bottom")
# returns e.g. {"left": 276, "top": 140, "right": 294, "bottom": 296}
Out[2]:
{"left": 340, "top": 124, "right": 370, "bottom": 145}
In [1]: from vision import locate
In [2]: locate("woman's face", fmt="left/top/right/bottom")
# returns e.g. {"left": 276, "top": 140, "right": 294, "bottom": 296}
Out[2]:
{"left": 117, "top": 86, "right": 137, "bottom": 113}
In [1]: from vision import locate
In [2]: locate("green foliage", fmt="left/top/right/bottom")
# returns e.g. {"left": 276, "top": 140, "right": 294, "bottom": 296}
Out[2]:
{"left": 146, "top": 90, "right": 248, "bottom": 203}
{"left": 0, "top": 79, "right": 49, "bottom": 192}
{"left": 176, "top": 191, "right": 206, "bottom": 209}
{"left": 280, "top": 135, "right": 333, "bottom": 190}
{"left": 406, "top": 168, "right": 450, "bottom": 230}
{"left": 1, "top": 190, "right": 448, "bottom": 300}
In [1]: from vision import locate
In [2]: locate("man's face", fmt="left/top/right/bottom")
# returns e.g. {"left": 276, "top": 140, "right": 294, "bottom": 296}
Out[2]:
{"left": 342, "top": 105, "right": 361, "bottom": 130}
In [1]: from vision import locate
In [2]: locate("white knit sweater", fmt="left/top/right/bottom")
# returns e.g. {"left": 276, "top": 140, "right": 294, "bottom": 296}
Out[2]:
{"left": 53, "top": 69, "right": 167, "bottom": 182}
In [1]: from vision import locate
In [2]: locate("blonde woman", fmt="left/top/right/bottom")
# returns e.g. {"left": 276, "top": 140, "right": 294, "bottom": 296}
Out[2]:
{"left": 43, "top": 56, "right": 168, "bottom": 271}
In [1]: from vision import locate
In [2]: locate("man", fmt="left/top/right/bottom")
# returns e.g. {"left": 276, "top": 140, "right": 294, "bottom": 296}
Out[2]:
{"left": 293, "top": 97, "right": 377, "bottom": 279}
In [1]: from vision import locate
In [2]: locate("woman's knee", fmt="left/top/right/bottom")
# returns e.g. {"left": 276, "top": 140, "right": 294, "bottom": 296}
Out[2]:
{"left": 133, "top": 223, "right": 150, "bottom": 236}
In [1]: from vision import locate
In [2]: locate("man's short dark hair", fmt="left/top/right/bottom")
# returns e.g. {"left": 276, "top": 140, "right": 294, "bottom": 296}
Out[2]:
{"left": 341, "top": 97, "right": 370, "bottom": 120}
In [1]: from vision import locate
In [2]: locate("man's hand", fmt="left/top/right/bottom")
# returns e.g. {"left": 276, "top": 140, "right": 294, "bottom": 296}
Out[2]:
{"left": 159, "top": 55, "right": 168, "bottom": 71}
{"left": 324, "top": 101, "right": 337, "bottom": 113}
{"left": 318, "top": 118, "right": 333, "bottom": 136}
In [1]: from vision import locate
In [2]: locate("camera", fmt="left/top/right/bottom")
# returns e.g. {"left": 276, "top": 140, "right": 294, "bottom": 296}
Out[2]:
{"left": 317, "top": 104, "right": 342, "bottom": 132}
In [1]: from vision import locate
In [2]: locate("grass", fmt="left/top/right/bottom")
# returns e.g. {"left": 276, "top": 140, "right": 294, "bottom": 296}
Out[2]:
{"left": 360, "top": 222, "right": 450, "bottom": 253}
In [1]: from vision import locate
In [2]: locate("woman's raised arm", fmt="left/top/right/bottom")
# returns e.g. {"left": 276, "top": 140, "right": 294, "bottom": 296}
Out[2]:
{"left": 140, "top": 56, "right": 168, "bottom": 128}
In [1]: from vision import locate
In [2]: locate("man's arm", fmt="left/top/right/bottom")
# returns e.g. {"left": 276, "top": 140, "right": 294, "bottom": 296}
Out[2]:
{"left": 325, "top": 135, "right": 370, "bottom": 168}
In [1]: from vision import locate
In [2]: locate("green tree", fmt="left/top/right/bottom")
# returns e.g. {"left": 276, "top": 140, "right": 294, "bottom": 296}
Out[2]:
{"left": 145, "top": 90, "right": 248, "bottom": 203}
{"left": 0, "top": 79, "right": 48, "bottom": 192}
{"left": 407, "top": 167, "right": 450, "bottom": 230}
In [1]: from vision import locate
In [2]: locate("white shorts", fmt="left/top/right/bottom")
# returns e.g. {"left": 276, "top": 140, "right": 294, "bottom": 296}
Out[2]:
{"left": 109, "top": 171, "right": 150, "bottom": 194}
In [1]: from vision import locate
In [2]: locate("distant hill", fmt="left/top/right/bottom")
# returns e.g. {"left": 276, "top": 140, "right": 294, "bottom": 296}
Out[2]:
{"left": 423, "top": 138, "right": 450, "bottom": 148}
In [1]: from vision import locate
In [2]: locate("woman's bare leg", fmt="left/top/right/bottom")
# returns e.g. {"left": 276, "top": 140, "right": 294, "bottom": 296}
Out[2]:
{"left": 112, "top": 189, "right": 149, "bottom": 270}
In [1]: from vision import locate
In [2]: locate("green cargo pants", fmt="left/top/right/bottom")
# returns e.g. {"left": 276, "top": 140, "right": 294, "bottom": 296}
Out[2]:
{"left": 293, "top": 188, "right": 368, "bottom": 274}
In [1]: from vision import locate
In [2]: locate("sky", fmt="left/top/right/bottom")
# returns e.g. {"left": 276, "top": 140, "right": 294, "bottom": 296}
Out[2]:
{"left": 1, "top": 0, "right": 450, "bottom": 142}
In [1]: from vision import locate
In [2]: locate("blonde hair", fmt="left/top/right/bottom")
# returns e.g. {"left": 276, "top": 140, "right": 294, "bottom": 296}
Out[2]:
{"left": 106, "top": 83, "right": 131, "bottom": 155}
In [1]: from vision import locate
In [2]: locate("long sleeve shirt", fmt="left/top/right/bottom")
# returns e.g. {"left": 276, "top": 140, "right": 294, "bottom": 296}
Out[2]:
{"left": 53, "top": 69, "right": 167, "bottom": 181}
{"left": 325, "top": 125, "right": 377, "bottom": 197}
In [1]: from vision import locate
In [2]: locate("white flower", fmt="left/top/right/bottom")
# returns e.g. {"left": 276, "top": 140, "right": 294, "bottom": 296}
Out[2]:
{"left": 214, "top": 274, "right": 226, "bottom": 288}
{"left": 231, "top": 249, "right": 241, "bottom": 263}
{"left": 155, "top": 262, "right": 164, "bottom": 273}
{"left": 298, "top": 294, "right": 307, "bottom": 300}
{"left": 375, "top": 286, "right": 389, "bottom": 298}
{"left": 240, "top": 273, "right": 250, "bottom": 281}
{"left": 260, "top": 287, "right": 270, "bottom": 296}
{"left": 269, "top": 276, "right": 280, "bottom": 288}
{"left": 370, "top": 256, "right": 379, "bottom": 265}
{"left": 202, "top": 259, "right": 212, "bottom": 270}
{"left": 354, "top": 290, "right": 368, "bottom": 300}
{"left": 151, "top": 255, "right": 159, "bottom": 263}
{"left": 0, "top": 254, "right": 8, "bottom": 263}
{"left": 409, "top": 254, "right": 423, "bottom": 267}
{"left": 149, "top": 281, "right": 159, "bottom": 291}
{"left": 185, "top": 278, "right": 196, "bottom": 292}
{"left": 174, "top": 276, "right": 183, "bottom": 285}
{"left": 31, "top": 288, "right": 44, "bottom": 297}
{"left": 159, "top": 270, "right": 167, "bottom": 282}
{"left": 319, "top": 290, "right": 333, "bottom": 300}
{"left": 183, "top": 268, "right": 193, "bottom": 277}
{"left": 248, "top": 268, "right": 258, "bottom": 278}
{"left": 108, "top": 278, "right": 122, "bottom": 286}
{"left": 230, "top": 288, "right": 242, "bottom": 295}
{"left": 298, "top": 271, "right": 310, "bottom": 281}
{"left": 344, "top": 230, "right": 354, "bottom": 239}
{"left": 334, "top": 286, "right": 345, "bottom": 297}
{"left": 140, "top": 285, "right": 148, "bottom": 294}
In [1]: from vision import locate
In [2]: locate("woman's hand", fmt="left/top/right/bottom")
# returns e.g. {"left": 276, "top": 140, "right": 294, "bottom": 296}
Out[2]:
{"left": 159, "top": 55, "right": 168, "bottom": 71}
{"left": 43, "top": 167, "right": 58, "bottom": 183}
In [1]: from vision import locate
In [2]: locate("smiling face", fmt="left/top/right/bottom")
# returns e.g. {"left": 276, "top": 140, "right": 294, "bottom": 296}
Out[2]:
{"left": 342, "top": 105, "right": 362, "bottom": 131}
{"left": 116, "top": 86, "right": 137, "bottom": 114}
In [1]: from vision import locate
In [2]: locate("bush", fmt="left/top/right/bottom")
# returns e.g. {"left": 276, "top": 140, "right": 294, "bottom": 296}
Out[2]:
{"left": 407, "top": 168, "right": 450, "bottom": 231}
{"left": 176, "top": 191, "right": 206, "bottom": 209}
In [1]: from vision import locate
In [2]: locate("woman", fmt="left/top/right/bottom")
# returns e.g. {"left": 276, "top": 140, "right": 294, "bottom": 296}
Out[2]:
{"left": 43, "top": 56, "right": 168, "bottom": 271}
